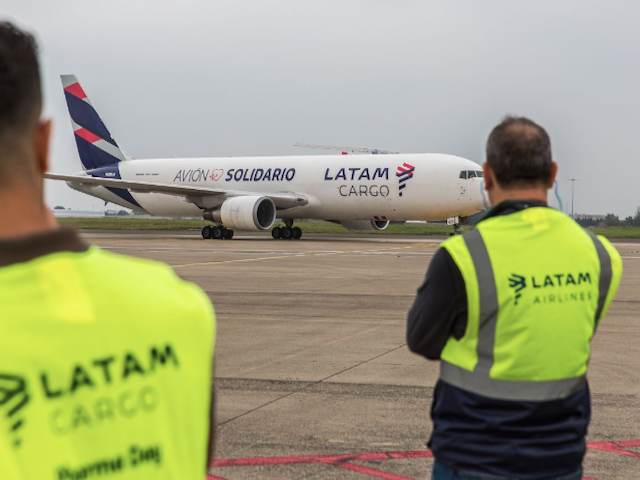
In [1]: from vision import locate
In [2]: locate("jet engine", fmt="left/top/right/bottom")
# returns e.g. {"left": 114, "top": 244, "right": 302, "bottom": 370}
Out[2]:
{"left": 204, "top": 196, "right": 276, "bottom": 231}
{"left": 340, "top": 219, "right": 390, "bottom": 231}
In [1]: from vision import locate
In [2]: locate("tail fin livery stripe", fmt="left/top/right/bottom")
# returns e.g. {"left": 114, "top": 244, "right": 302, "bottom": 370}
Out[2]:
{"left": 64, "top": 92, "right": 118, "bottom": 147}
{"left": 105, "top": 187, "right": 142, "bottom": 209}
{"left": 91, "top": 139, "right": 126, "bottom": 162}
{"left": 71, "top": 119, "right": 126, "bottom": 162}
{"left": 63, "top": 82, "right": 88, "bottom": 100}
{"left": 74, "top": 127, "right": 101, "bottom": 144}
{"left": 61, "top": 74, "right": 80, "bottom": 89}
{"left": 73, "top": 136, "right": 123, "bottom": 169}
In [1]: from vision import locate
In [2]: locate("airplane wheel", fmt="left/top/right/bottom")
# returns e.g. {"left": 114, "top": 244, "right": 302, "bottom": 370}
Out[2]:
{"left": 281, "top": 226, "right": 294, "bottom": 240}
{"left": 272, "top": 227, "right": 282, "bottom": 239}
{"left": 202, "top": 225, "right": 213, "bottom": 239}
{"left": 224, "top": 229, "right": 234, "bottom": 240}
{"left": 213, "top": 226, "right": 225, "bottom": 240}
{"left": 293, "top": 227, "right": 302, "bottom": 240}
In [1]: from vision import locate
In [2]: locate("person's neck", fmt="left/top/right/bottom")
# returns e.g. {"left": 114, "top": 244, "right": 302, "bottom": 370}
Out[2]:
{"left": 489, "top": 188, "right": 548, "bottom": 207}
{"left": 0, "top": 191, "right": 58, "bottom": 240}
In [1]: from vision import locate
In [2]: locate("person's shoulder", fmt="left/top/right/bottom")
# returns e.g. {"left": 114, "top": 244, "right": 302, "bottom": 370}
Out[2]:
{"left": 84, "top": 246, "right": 178, "bottom": 280}
{"left": 594, "top": 234, "right": 622, "bottom": 263}
{"left": 80, "top": 247, "right": 213, "bottom": 317}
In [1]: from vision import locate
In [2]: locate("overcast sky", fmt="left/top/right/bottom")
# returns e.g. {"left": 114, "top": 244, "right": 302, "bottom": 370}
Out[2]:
{"left": 3, "top": 1, "right": 639, "bottom": 216}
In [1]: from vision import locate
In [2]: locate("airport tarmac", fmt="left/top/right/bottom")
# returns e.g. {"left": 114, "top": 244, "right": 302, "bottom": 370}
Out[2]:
{"left": 84, "top": 231, "right": 640, "bottom": 480}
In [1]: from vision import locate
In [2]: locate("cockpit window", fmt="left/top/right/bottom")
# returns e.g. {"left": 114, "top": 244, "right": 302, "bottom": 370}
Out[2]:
{"left": 459, "top": 170, "right": 484, "bottom": 179}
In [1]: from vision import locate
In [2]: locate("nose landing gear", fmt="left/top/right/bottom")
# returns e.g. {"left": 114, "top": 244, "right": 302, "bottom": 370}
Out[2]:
{"left": 447, "top": 216, "right": 469, "bottom": 236}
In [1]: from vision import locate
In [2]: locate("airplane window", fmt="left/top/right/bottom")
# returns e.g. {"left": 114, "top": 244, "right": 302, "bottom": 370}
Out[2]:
{"left": 476, "top": 171, "right": 483, "bottom": 177}
{"left": 459, "top": 171, "right": 467, "bottom": 179}
{"left": 468, "top": 171, "right": 477, "bottom": 178}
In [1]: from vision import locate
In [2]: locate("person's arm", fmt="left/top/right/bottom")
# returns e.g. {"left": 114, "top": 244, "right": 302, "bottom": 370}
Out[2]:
{"left": 406, "top": 247, "right": 467, "bottom": 360}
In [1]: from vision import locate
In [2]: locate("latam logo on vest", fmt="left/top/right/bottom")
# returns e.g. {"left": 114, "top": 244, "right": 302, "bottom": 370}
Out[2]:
{"left": 0, "top": 344, "right": 179, "bottom": 449}
{"left": 0, "top": 373, "right": 29, "bottom": 448}
{"left": 508, "top": 272, "right": 593, "bottom": 306}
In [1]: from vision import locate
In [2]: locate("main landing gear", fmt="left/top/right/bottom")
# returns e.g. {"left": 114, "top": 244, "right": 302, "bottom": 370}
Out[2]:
{"left": 272, "top": 220, "right": 302, "bottom": 240}
{"left": 202, "top": 225, "right": 234, "bottom": 240}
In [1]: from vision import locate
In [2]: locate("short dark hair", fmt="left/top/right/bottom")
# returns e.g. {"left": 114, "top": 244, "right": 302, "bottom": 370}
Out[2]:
{"left": 486, "top": 116, "right": 553, "bottom": 188}
{"left": 0, "top": 21, "right": 41, "bottom": 137}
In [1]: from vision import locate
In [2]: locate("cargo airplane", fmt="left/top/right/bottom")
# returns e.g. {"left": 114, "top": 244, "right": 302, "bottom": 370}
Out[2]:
{"left": 46, "top": 75, "right": 487, "bottom": 240}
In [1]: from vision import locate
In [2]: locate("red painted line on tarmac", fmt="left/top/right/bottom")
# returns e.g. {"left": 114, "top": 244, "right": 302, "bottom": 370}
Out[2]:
{"left": 384, "top": 451, "right": 434, "bottom": 460}
{"left": 209, "top": 441, "right": 638, "bottom": 480}
{"left": 587, "top": 441, "right": 640, "bottom": 458}
{"left": 213, "top": 452, "right": 346, "bottom": 467}
{"left": 337, "top": 462, "right": 416, "bottom": 480}
{"left": 211, "top": 449, "right": 433, "bottom": 468}
{"left": 615, "top": 439, "right": 640, "bottom": 448}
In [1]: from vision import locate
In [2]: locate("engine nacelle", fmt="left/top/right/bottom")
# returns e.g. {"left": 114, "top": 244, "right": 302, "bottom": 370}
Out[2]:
{"left": 204, "top": 196, "right": 276, "bottom": 231}
{"left": 340, "top": 219, "right": 390, "bottom": 231}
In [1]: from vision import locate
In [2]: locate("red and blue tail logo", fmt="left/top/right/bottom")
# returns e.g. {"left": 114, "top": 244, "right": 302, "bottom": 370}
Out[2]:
{"left": 61, "top": 75, "right": 127, "bottom": 170}
{"left": 396, "top": 163, "right": 415, "bottom": 197}
{"left": 61, "top": 75, "right": 140, "bottom": 209}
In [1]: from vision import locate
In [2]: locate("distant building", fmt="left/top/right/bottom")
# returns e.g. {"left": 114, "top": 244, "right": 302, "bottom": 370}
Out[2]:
{"left": 575, "top": 213, "right": 605, "bottom": 221}
{"left": 51, "top": 209, "right": 106, "bottom": 218}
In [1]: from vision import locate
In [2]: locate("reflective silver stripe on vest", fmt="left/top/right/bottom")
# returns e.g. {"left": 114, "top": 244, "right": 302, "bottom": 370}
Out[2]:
{"left": 439, "top": 228, "right": 586, "bottom": 401}
{"left": 440, "top": 361, "right": 586, "bottom": 401}
{"left": 586, "top": 232, "right": 613, "bottom": 327}
{"left": 463, "top": 229, "right": 498, "bottom": 377}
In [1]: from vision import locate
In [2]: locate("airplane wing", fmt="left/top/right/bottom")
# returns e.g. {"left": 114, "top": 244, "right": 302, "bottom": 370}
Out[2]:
{"left": 45, "top": 173, "right": 308, "bottom": 209}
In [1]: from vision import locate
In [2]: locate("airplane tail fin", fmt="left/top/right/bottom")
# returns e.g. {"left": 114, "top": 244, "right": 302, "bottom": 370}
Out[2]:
{"left": 61, "top": 75, "right": 130, "bottom": 170}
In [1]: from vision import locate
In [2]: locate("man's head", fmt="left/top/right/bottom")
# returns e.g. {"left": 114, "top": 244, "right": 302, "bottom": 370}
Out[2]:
{"left": 483, "top": 116, "right": 558, "bottom": 205}
{"left": 0, "top": 21, "right": 50, "bottom": 192}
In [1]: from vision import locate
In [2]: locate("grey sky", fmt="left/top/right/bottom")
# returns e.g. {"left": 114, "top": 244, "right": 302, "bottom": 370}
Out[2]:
{"left": 3, "top": 1, "right": 639, "bottom": 216}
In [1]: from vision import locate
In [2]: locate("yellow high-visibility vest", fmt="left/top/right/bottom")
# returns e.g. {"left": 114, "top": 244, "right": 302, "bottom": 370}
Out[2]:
{"left": 0, "top": 246, "right": 215, "bottom": 479}
{"left": 440, "top": 207, "right": 621, "bottom": 401}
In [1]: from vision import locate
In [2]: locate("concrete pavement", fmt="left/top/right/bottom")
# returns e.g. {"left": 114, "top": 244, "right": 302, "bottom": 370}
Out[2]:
{"left": 84, "top": 232, "right": 640, "bottom": 480}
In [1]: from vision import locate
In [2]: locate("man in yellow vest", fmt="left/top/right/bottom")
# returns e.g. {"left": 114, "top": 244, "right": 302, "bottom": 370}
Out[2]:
{"left": 0, "top": 22, "right": 216, "bottom": 479}
{"left": 407, "top": 116, "right": 622, "bottom": 480}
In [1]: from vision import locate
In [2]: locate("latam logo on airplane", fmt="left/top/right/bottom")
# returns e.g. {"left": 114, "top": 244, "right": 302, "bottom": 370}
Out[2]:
{"left": 396, "top": 163, "right": 415, "bottom": 197}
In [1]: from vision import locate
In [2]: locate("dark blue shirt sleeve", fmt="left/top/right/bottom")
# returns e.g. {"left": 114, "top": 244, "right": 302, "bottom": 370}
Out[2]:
{"left": 406, "top": 247, "right": 467, "bottom": 360}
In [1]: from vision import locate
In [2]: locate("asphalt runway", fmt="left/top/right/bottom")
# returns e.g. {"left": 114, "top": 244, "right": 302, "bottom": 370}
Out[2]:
{"left": 83, "top": 231, "right": 640, "bottom": 480}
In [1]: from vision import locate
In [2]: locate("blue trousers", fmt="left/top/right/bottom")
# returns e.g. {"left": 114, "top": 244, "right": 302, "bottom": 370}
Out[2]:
{"left": 431, "top": 461, "right": 583, "bottom": 480}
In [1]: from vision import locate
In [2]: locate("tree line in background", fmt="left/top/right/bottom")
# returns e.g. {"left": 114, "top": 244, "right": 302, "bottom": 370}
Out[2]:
{"left": 576, "top": 212, "right": 640, "bottom": 228}
{"left": 52, "top": 206, "right": 640, "bottom": 228}
{"left": 469, "top": 210, "right": 640, "bottom": 228}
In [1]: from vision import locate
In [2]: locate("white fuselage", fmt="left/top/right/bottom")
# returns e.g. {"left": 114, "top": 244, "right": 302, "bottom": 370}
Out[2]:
{"left": 73, "top": 153, "right": 487, "bottom": 222}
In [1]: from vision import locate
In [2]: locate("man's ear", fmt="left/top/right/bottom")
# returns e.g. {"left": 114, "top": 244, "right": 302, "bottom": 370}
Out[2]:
{"left": 547, "top": 161, "right": 558, "bottom": 188}
{"left": 35, "top": 118, "right": 52, "bottom": 174}
{"left": 482, "top": 163, "right": 494, "bottom": 191}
